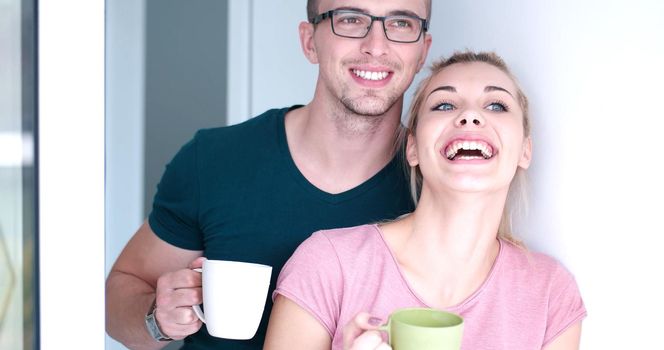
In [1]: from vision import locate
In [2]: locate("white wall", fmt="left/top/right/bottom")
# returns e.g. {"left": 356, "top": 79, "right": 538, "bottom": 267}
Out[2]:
{"left": 250, "top": 1, "right": 317, "bottom": 117}
{"left": 0, "top": 1, "right": 26, "bottom": 348}
{"left": 424, "top": 2, "right": 664, "bottom": 348}
{"left": 234, "top": 0, "right": 664, "bottom": 347}
{"left": 105, "top": 0, "right": 146, "bottom": 272}
{"left": 105, "top": 2, "right": 146, "bottom": 349}
{"left": 226, "top": 0, "right": 317, "bottom": 122}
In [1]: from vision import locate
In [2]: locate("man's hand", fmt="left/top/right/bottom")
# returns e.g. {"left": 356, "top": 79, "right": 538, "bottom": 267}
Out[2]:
{"left": 153, "top": 257, "right": 206, "bottom": 340}
{"left": 106, "top": 221, "right": 204, "bottom": 350}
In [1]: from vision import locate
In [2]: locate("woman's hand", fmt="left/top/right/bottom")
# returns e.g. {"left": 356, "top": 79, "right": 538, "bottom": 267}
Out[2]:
{"left": 343, "top": 313, "right": 391, "bottom": 350}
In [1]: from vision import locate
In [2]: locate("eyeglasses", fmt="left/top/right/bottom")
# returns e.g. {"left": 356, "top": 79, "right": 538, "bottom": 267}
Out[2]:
{"left": 310, "top": 9, "right": 428, "bottom": 44}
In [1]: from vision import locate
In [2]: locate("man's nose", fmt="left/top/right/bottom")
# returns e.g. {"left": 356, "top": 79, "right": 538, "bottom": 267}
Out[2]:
{"left": 360, "top": 20, "right": 389, "bottom": 57}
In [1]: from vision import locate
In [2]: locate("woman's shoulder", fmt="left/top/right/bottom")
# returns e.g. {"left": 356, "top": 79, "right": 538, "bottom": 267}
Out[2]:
{"left": 304, "top": 224, "right": 383, "bottom": 257}
{"left": 285, "top": 224, "right": 384, "bottom": 270}
{"left": 499, "top": 240, "right": 578, "bottom": 289}
{"left": 316, "top": 224, "right": 381, "bottom": 241}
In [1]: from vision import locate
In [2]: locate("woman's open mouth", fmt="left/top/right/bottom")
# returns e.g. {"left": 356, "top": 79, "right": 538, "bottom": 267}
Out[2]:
{"left": 444, "top": 139, "right": 495, "bottom": 161}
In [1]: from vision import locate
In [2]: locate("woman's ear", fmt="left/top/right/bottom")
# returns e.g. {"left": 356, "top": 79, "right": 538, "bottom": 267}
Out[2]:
{"left": 406, "top": 133, "right": 419, "bottom": 167}
{"left": 299, "top": 21, "right": 318, "bottom": 64}
{"left": 518, "top": 136, "right": 532, "bottom": 170}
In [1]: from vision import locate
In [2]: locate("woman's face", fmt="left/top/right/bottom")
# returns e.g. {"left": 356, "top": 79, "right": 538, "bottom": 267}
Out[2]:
{"left": 407, "top": 62, "right": 532, "bottom": 194}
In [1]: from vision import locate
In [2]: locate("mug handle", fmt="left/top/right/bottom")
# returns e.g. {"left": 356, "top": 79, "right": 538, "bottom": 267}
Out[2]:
{"left": 378, "top": 318, "right": 392, "bottom": 344}
{"left": 191, "top": 268, "right": 206, "bottom": 323}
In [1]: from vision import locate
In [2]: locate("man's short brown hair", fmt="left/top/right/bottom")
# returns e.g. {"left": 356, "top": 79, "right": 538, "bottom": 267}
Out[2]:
{"left": 306, "top": 0, "right": 432, "bottom": 22}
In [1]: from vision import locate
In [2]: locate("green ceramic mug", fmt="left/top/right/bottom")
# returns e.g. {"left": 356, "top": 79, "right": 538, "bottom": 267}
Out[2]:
{"left": 379, "top": 308, "right": 464, "bottom": 350}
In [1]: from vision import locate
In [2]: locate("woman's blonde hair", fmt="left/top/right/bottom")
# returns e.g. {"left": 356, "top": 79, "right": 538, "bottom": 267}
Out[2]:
{"left": 402, "top": 51, "right": 531, "bottom": 246}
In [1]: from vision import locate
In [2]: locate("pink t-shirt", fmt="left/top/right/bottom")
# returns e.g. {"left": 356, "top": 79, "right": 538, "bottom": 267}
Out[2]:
{"left": 274, "top": 224, "right": 586, "bottom": 350}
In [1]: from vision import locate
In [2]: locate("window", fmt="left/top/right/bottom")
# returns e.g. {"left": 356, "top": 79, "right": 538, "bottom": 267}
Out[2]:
{"left": 0, "top": 0, "right": 38, "bottom": 348}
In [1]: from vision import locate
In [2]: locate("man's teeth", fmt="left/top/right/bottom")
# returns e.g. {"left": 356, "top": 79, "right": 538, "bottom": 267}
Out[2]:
{"left": 445, "top": 140, "right": 494, "bottom": 160}
{"left": 353, "top": 69, "right": 389, "bottom": 81}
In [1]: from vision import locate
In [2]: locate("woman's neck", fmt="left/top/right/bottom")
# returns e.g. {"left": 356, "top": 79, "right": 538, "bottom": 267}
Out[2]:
{"left": 382, "top": 189, "right": 507, "bottom": 308}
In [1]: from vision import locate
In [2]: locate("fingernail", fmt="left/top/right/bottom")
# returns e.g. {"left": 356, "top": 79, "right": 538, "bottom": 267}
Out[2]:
{"left": 368, "top": 317, "right": 383, "bottom": 326}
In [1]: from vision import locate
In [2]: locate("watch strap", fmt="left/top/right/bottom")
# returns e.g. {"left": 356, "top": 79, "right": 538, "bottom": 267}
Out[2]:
{"left": 145, "top": 298, "right": 172, "bottom": 341}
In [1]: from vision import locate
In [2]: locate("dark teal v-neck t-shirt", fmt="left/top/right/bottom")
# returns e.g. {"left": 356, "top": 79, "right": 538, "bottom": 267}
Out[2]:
{"left": 148, "top": 105, "right": 414, "bottom": 349}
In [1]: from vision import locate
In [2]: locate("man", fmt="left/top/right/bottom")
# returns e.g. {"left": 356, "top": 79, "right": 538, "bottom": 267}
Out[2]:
{"left": 105, "top": 0, "right": 432, "bottom": 349}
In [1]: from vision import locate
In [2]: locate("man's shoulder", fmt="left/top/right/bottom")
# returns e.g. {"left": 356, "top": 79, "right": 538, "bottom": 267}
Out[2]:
{"left": 196, "top": 105, "right": 297, "bottom": 142}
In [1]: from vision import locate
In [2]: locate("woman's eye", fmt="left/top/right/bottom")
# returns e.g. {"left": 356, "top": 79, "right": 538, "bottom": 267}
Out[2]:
{"left": 434, "top": 102, "right": 455, "bottom": 111}
{"left": 486, "top": 102, "right": 507, "bottom": 112}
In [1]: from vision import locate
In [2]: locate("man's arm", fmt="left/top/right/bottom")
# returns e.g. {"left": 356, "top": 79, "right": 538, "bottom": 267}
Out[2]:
{"left": 106, "top": 220, "right": 203, "bottom": 350}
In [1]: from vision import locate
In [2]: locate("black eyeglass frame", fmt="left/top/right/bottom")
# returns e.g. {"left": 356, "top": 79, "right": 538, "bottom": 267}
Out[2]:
{"left": 309, "top": 9, "right": 429, "bottom": 43}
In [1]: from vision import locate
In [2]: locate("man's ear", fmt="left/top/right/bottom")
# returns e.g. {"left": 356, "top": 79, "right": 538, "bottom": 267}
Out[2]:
{"left": 417, "top": 33, "right": 432, "bottom": 72}
{"left": 518, "top": 136, "right": 532, "bottom": 170}
{"left": 406, "top": 133, "right": 419, "bottom": 167}
{"left": 299, "top": 21, "right": 318, "bottom": 64}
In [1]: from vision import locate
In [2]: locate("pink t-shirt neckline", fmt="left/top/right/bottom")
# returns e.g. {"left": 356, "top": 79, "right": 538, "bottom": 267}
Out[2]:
{"left": 372, "top": 223, "right": 504, "bottom": 312}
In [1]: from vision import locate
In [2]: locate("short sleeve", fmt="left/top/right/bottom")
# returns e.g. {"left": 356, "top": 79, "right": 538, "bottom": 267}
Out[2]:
{"left": 543, "top": 265, "right": 587, "bottom": 346}
{"left": 273, "top": 231, "right": 343, "bottom": 336}
{"left": 148, "top": 132, "right": 203, "bottom": 250}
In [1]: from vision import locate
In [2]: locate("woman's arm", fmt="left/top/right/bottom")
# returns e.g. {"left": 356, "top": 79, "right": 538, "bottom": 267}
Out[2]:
{"left": 264, "top": 295, "right": 332, "bottom": 350}
{"left": 543, "top": 322, "right": 582, "bottom": 350}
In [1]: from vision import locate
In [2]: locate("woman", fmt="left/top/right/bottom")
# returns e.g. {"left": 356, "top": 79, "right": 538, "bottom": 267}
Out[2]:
{"left": 264, "top": 51, "right": 586, "bottom": 350}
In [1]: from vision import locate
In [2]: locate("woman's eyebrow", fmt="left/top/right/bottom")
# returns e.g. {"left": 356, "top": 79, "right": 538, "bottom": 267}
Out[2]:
{"left": 485, "top": 85, "right": 513, "bottom": 97}
{"left": 427, "top": 86, "right": 456, "bottom": 97}
{"left": 427, "top": 85, "right": 514, "bottom": 98}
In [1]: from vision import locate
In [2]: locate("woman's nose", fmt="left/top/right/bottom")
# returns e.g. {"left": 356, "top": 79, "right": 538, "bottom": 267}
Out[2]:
{"left": 455, "top": 111, "right": 485, "bottom": 127}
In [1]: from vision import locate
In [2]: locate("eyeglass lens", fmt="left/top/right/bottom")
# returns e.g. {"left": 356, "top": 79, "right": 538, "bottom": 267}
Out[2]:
{"left": 332, "top": 11, "right": 422, "bottom": 42}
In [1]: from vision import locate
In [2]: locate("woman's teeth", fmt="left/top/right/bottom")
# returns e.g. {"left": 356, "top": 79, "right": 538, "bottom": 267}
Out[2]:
{"left": 445, "top": 140, "right": 494, "bottom": 160}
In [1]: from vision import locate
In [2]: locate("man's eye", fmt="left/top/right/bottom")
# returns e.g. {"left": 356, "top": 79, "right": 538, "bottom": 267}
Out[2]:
{"left": 434, "top": 103, "right": 455, "bottom": 111}
{"left": 393, "top": 20, "right": 411, "bottom": 28}
{"left": 486, "top": 102, "right": 507, "bottom": 112}
{"left": 387, "top": 18, "right": 415, "bottom": 30}
{"left": 337, "top": 16, "right": 365, "bottom": 25}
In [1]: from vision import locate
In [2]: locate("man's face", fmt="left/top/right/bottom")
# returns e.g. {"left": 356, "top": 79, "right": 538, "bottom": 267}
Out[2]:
{"left": 307, "top": 0, "right": 431, "bottom": 116}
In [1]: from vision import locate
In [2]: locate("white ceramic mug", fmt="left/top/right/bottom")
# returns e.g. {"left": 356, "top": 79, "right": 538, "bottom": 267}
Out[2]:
{"left": 192, "top": 259, "right": 272, "bottom": 339}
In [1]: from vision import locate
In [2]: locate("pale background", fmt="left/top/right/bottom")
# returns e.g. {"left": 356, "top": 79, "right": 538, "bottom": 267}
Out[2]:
{"left": 0, "top": 0, "right": 27, "bottom": 348}
{"left": 105, "top": 0, "right": 664, "bottom": 349}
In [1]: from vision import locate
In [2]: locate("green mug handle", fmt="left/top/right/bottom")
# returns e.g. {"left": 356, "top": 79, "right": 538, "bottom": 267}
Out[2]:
{"left": 378, "top": 318, "right": 392, "bottom": 344}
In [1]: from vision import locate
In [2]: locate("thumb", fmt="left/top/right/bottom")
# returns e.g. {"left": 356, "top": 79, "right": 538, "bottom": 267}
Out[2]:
{"left": 355, "top": 312, "right": 384, "bottom": 329}
{"left": 343, "top": 312, "right": 385, "bottom": 348}
{"left": 188, "top": 256, "right": 207, "bottom": 270}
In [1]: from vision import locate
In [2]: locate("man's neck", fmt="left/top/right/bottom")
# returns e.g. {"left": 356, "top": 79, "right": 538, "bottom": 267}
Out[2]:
{"left": 284, "top": 101, "right": 404, "bottom": 194}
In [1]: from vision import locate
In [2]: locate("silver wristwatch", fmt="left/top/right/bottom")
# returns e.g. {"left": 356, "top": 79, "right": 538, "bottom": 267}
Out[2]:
{"left": 145, "top": 298, "right": 172, "bottom": 341}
